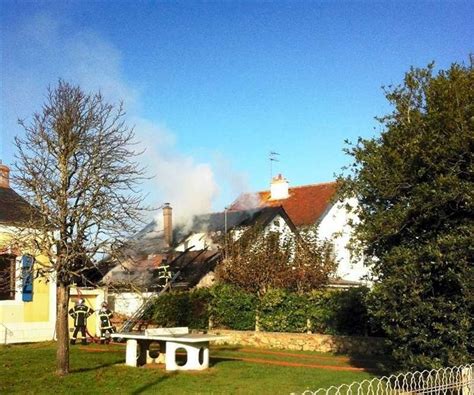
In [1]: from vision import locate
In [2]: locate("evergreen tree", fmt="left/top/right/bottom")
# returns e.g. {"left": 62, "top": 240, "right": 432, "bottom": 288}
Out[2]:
{"left": 339, "top": 58, "right": 474, "bottom": 369}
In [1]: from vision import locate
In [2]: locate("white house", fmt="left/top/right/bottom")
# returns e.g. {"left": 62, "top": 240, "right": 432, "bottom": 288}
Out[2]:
{"left": 230, "top": 174, "right": 369, "bottom": 285}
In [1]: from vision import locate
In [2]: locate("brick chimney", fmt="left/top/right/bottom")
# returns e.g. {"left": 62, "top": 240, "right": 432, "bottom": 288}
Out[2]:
{"left": 163, "top": 203, "right": 173, "bottom": 247}
{"left": 270, "top": 174, "right": 289, "bottom": 200}
{"left": 0, "top": 162, "right": 10, "bottom": 188}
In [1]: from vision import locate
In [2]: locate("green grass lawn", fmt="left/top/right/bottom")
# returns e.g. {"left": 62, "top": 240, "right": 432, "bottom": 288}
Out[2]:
{"left": 0, "top": 342, "right": 386, "bottom": 394}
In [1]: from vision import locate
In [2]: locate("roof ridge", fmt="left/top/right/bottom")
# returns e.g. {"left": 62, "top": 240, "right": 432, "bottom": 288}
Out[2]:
{"left": 231, "top": 181, "right": 338, "bottom": 201}
{"left": 251, "top": 180, "right": 337, "bottom": 195}
{"left": 288, "top": 181, "right": 338, "bottom": 190}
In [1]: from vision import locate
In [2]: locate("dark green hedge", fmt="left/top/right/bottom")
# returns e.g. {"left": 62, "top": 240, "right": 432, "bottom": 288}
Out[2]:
{"left": 150, "top": 288, "right": 211, "bottom": 329}
{"left": 259, "top": 289, "right": 308, "bottom": 332}
{"left": 307, "top": 287, "right": 374, "bottom": 336}
{"left": 209, "top": 284, "right": 257, "bottom": 330}
{"left": 147, "top": 285, "right": 380, "bottom": 336}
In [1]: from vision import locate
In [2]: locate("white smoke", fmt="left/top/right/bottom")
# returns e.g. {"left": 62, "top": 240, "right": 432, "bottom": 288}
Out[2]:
{"left": 231, "top": 192, "right": 262, "bottom": 210}
{"left": 2, "top": 11, "right": 222, "bottom": 227}
{"left": 135, "top": 118, "right": 219, "bottom": 227}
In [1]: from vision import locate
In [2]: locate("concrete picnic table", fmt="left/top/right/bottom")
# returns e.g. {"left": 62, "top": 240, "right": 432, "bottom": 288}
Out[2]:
{"left": 111, "top": 328, "right": 225, "bottom": 371}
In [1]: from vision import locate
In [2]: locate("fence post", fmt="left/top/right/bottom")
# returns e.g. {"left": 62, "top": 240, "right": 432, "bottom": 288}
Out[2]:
{"left": 208, "top": 314, "right": 213, "bottom": 330}
{"left": 462, "top": 366, "right": 473, "bottom": 395}
{"left": 306, "top": 318, "right": 312, "bottom": 334}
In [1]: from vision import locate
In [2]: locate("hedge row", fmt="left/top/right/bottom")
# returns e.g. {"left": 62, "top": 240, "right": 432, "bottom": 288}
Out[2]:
{"left": 147, "top": 284, "right": 381, "bottom": 336}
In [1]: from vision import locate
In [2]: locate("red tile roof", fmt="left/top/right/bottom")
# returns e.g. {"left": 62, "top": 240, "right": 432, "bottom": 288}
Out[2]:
{"left": 229, "top": 181, "right": 338, "bottom": 227}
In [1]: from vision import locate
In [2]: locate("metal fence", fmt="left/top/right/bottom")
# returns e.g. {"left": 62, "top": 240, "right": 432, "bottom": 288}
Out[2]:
{"left": 300, "top": 364, "right": 473, "bottom": 395}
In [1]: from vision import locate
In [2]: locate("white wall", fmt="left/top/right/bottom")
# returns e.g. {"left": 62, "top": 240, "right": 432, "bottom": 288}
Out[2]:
{"left": 109, "top": 292, "right": 155, "bottom": 317}
{"left": 0, "top": 270, "right": 56, "bottom": 344}
{"left": 0, "top": 321, "right": 56, "bottom": 344}
{"left": 175, "top": 232, "right": 213, "bottom": 252}
{"left": 317, "top": 199, "right": 369, "bottom": 283}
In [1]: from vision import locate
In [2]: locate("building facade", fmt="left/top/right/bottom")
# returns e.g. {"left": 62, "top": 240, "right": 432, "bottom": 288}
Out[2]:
{"left": 230, "top": 174, "right": 369, "bottom": 284}
{"left": 0, "top": 163, "right": 57, "bottom": 344}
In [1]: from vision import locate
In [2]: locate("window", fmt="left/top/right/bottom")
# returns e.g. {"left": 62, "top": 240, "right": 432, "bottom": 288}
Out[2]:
{"left": 0, "top": 254, "right": 16, "bottom": 301}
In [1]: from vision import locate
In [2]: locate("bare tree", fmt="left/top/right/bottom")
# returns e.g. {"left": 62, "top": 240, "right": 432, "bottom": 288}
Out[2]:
{"left": 216, "top": 226, "right": 336, "bottom": 330}
{"left": 12, "top": 80, "right": 148, "bottom": 375}
{"left": 216, "top": 226, "right": 337, "bottom": 296}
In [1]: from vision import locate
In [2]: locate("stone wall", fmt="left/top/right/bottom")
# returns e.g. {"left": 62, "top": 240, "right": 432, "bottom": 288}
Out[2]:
{"left": 208, "top": 329, "right": 386, "bottom": 356}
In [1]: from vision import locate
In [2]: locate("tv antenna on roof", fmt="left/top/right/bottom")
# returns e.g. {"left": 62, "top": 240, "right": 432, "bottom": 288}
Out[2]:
{"left": 269, "top": 151, "right": 280, "bottom": 180}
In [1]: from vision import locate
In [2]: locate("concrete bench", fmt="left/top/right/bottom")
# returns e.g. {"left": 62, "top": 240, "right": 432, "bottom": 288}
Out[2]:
{"left": 111, "top": 329, "right": 225, "bottom": 371}
{"left": 145, "top": 327, "right": 189, "bottom": 336}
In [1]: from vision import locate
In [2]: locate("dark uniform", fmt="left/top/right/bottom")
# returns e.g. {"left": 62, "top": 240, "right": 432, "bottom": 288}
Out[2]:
{"left": 69, "top": 301, "right": 93, "bottom": 345}
{"left": 98, "top": 305, "right": 115, "bottom": 344}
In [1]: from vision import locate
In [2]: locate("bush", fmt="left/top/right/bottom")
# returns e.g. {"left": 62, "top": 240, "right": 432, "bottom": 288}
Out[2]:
{"left": 149, "top": 288, "right": 211, "bottom": 329}
{"left": 259, "top": 289, "right": 308, "bottom": 332}
{"left": 306, "top": 290, "right": 335, "bottom": 334}
{"left": 209, "top": 284, "right": 257, "bottom": 330}
{"left": 307, "top": 287, "right": 379, "bottom": 336}
{"left": 150, "top": 292, "right": 189, "bottom": 327}
{"left": 187, "top": 288, "right": 212, "bottom": 329}
{"left": 148, "top": 285, "right": 377, "bottom": 336}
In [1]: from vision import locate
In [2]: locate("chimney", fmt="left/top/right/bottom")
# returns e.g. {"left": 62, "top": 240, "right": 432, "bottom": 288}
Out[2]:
{"left": 270, "top": 173, "right": 289, "bottom": 200}
{"left": 163, "top": 203, "right": 173, "bottom": 247}
{"left": 0, "top": 162, "right": 10, "bottom": 188}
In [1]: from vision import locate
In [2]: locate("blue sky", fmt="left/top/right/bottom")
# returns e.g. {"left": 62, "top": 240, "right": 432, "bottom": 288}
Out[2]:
{"left": 1, "top": 1, "right": 473, "bottom": 221}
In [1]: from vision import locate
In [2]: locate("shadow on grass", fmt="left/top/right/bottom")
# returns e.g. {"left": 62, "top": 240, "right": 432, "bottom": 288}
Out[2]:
{"left": 330, "top": 336, "right": 396, "bottom": 376}
{"left": 209, "top": 356, "right": 239, "bottom": 368}
{"left": 129, "top": 371, "right": 178, "bottom": 395}
{"left": 173, "top": 351, "right": 237, "bottom": 368}
{"left": 71, "top": 360, "right": 121, "bottom": 373}
{"left": 213, "top": 337, "right": 395, "bottom": 374}
{"left": 213, "top": 345, "right": 243, "bottom": 352}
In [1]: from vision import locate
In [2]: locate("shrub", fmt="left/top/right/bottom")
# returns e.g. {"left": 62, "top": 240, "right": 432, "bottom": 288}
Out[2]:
{"left": 150, "top": 292, "right": 189, "bottom": 327}
{"left": 148, "top": 285, "right": 376, "bottom": 336}
{"left": 149, "top": 289, "right": 211, "bottom": 329}
{"left": 307, "top": 287, "right": 377, "bottom": 336}
{"left": 209, "top": 284, "right": 257, "bottom": 330}
{"left": 187, "top": 288, "right": 212, "bottom": 329}
{"left": 259, "top": 289, "right": 308, "bottom": 332}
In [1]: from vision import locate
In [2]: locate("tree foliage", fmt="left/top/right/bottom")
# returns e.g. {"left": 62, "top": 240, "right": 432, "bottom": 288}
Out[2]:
{"left": 339, "top": 58, "right": 474, "bottom": 369}
{"left": 216, "top": 225, "right": 336, "bottom": 296}
{"left": 147, "top": 285, "right": 374, "bottom": 336}
{"left": 13, "top": 81, "right": 147, "bottom": 375}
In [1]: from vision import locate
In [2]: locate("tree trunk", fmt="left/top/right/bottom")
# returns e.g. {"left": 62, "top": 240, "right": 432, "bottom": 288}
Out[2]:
{"left": 56, "top": 282, "right": 70, "bottom": 375}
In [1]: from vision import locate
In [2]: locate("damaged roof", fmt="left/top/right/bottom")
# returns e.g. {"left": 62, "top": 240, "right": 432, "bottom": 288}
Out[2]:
{"left": 229, "top": 181, "right": 338, "bottom": 227}
{"left": 166, "top": 250, "right": 220, "bottom": 289}
{"left": 102, "top": 249, "right": 221, "bottom": 291}
{"left": 101, "top": 206, "right": 295, "bottom": 290}
{"left": 189, "top": 206, "right": 295, "bottom": 234}
{"left": 128, "top": 205, "right": 295, "bottom": 257}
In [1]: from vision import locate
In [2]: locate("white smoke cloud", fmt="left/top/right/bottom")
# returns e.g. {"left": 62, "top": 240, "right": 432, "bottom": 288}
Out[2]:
{"left": 2, "top": 11, "right": 223, "bottom": 226}
{"left": 1, "top": 12, "right": 138, "bottom": 155}
{"left": 135, "top": 118, "right": 219, "bottom": 226}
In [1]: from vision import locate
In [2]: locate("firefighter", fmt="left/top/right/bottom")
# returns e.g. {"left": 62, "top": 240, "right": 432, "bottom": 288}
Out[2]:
{"left": 69, "top": 298, "right": 93, "bottom": 345}
{"left": 98, "top": 302, "right": 115, "bottom": 344}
